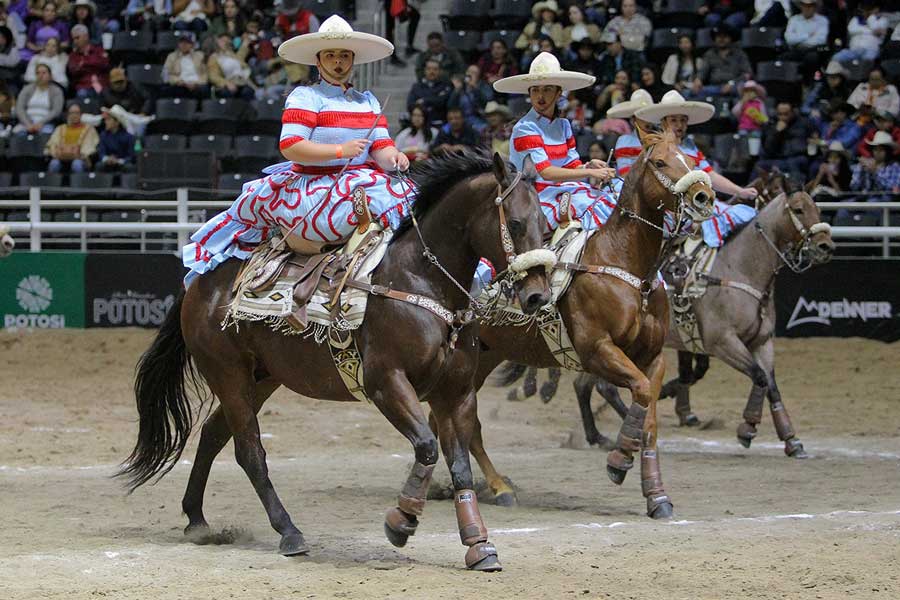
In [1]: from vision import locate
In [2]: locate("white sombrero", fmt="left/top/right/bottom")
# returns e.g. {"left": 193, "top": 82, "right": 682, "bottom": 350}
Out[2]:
{"left": 493, "top": 52, "right": 595, "bottom": 95}
{"left": 277, "top": 15, "right": 393, "bottom": 66}
{"left": 605, "top": 89, "right": 654, "bottom": 119}
{"left": 634, "top": 90, "right": 714, "bottom": 125}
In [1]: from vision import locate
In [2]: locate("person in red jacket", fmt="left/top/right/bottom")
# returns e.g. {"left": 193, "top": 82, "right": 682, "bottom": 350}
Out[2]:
{"left": 67, "top": 23, "right": 109, "bottom": 98}
{"left": 856, "top": 110, "right": 900, "bottom": 159}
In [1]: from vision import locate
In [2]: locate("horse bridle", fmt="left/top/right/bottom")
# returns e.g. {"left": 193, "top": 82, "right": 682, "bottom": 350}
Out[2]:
{"left": 754, "top": 199, "right": 832, "bottom": 274}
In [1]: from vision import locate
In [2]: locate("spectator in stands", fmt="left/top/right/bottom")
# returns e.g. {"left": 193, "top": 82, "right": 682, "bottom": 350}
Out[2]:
{"left": 162, "top": 31, "right": 209, "bottom": 98}
{"left": 809, "top": 100, "right": 862, "bottom": 176}
{"left": 802, "top": 60, "right": 850, "bottom": 118}
{"left": 430, "top": 107, "right": 479, "bottom": 154}
{"left": 97, "top": 106, "right": 134, "bottom": 171}
{"left": 67, "top": 23, "right": 109, "bottom": 98}
{"left": 784, "top": 0, "right": 829, "bottom": 82}
{"left": 259, "top": 56, "right": 309, "bottom": 100}
{"left": 275, "top": 0, "right": 318, "bottom": 41}
{"left": 521, "top": 34, "right": 560, "bottom": 72}
{"left": 857, "top": 110, "right": 900, "bottom": 159}
{"left": 242, "top": 13, "right": 276, "bottom": 84}
{"left": 603, "top": 0, "right": 651, "bottom": 53}
{"left": 123, "top": 0, "right": 170, "bottom": 31}
{"left": 806, "top": 141, "right": 851, "bottom": 199}
{"left": 407, "top": 58, "right": 452, "bottom": 124}
{"left": 46, "top": 102, "right": 99, "bottom": 173}
{"left": 847, "top": 67, "right": 900, "bottom": 124}
{"left": 93, "top": 0, "right": 123, "bottom": 34}
{"left": 702, "top": 0, "right": 751, "bottom": 30}
{"left": 0, "top": 2, "right": 26, "bottom": 50}
{"left": 25, "top": 36, "right": 68, "bottom": 88}
{"left": 691, "top": 25, "right": 751, "bottom": 98}
{"left": 661, "top": 35, "right": 703, "bottom": 93}
{"left": 0, "top": 81, "right": 13, "bottom": 135}
{"left": 208, "top": 31, "right": 254, "bottom": 100}
{"left": 561, "top": 4, "right": 601, "bottom": 52}
{"left": 565, "top": 39, "right": 602, "bottom": 105}
{"left": 206, "top": 0, "right": 243, "bottom": 41}
{"left": 750, "top": 0, "right": 789, "bottom": 27}
{"left": 477, "top": 38, "right": 517, "bottom": 86}
{"left": 639, "top": 64, "right": 668, "bottom": 101}
{"left": 480, "top": 100, "right": 513, "bottom": 157}
{"left": 415, "top": 32, "right": 464, "bottom": 81}
{"left": 173, "top": 0, "right": 214, "bottom": 33}
{"left": 596, "top": 32, "right": 640, "bottom": 88}
{"left": 100, "top": 67, "right": 153, "bottom": 135}
{"left": 732, "top": 80, "right": 768, "bottom": 133}
{"left": 395, "top": 104, "right": 436, "bottom": 162}
{"left": 516, "top": 1, "right": 564, "bottom": 54}
{"left": 14, "top": 63, "right": 63, "bottom": 134}
{"left": 448, "top": 64, "right": 490, "bottom": 132}
{"left": 849, "top": 131, "right": 900, "bottom": 204}
{"left": 757, "top": 100, "right": 812, "bottom": 179}
{"left": 831, "top": 1, "right": 887, "bottom": 65}
{"left": 381, "top": 0, "right": 407, "bottom": 67}
{"left": 0, "top": 25, "right": 20, "bottom": 91}
{"left": 69, "top": 0, "right": 100, "bottom": 45}
{"left": 24, "top": 1, "right": 69, "bottom": 61}
{"left": 596, "top": 69, "right": 631, "bottom": 115}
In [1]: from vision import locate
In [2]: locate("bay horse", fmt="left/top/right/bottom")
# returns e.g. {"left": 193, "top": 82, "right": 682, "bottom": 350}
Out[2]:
{"left": 116, "top": 152, "right": 554, "bottom": 572}
{"left": 541, "top": 188, "right": 835, "bottom": 457}
{"left": 0, "top": 225, "right": 14, "bottom": 258}
{"left": 448, "top": 130, "right": 716, "bottom": 520}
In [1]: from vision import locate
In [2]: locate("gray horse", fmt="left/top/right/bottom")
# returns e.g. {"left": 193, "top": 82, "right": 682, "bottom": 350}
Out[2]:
{"left": 504, "top": 189, "right": 835, "bottom": 459}
{"left": 0, "top": 225, "right": 14, "bottom": 258}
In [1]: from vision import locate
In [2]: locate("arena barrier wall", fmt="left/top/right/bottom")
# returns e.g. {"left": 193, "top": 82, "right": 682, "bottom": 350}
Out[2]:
{"left": 775, "top": 261, "right": 900, "bottom": 343}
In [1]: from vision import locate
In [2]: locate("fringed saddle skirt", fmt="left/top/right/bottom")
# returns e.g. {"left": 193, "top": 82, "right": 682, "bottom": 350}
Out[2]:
{"left": 662, "top": 237, "right": 719, "bottom": 354}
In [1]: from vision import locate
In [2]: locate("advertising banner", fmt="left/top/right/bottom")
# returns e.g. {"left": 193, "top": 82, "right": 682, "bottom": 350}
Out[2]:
{"left": 775, "top": 261, "right": 900, "bottom": 342}
{"left": 84, "top": 254, "right": 184, "bottom": 328}
{"left": 0, "top": 253, "right": 86, "bottom": 329}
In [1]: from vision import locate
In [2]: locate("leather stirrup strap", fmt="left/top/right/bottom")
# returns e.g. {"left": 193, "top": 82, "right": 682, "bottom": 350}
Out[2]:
{"left": 558, "top": 192, "right": 572, "bottom": 227}
{"left": 352, "top": 186, "right": 372, "bottom": 233}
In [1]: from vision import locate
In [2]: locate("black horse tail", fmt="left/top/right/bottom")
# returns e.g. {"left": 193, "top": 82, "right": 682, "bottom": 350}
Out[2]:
{"left": 116, "top": 292, "right": 207, "bottom": 492}
{"left": 492, "top": 362, "right": 528, "bottom": 387}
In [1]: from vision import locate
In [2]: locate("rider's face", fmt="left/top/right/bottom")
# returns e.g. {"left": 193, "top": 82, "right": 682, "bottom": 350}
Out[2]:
{"left": 529, "top": 85, "right": 561, "bottom": 117}
{"left": 662, "top": 115, "right": 688, "bottom": 141}
{"left": 317, "top": 49, "right": 355, "bottom": 84}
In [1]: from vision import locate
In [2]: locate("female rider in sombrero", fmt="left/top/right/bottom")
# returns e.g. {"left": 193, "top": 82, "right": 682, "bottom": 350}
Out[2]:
{"left": 182, "top": 15, "right": 412, "bottom": 285}
{"left": 634, "top": 90, "right": 759, "bottom": 247}
{"left": 493, "top": 52, "right": 617, "bottom": 232}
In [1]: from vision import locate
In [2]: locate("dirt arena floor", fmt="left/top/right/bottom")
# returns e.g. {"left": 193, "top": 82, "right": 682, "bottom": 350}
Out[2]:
{"left": 0, "top": 330, "right": 898, "bottom": 599}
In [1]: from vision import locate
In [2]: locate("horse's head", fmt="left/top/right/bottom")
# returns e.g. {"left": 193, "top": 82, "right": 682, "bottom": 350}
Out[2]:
{"left": 0, "top": 225, "right": 14, "bottom": 258}
{"left": 780, "top": 191, "right": 835, "bottom": 267}
{"left": 475, "top": 153, "right": 553, "bottom": 314}
{"left": 635, "top": 127, "right": 715, "bottom": 222}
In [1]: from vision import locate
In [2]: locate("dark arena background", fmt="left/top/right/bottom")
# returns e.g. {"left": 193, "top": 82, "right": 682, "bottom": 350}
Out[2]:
{"left": 1, "top": 0, "right": 900, "bottom": 597}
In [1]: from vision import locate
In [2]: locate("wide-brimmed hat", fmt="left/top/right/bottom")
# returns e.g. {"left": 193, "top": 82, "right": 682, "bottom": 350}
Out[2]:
{"left": 605, "top": 89, "right": 653, "bottom": 119}
{"left": 867, "top": 131, "right": 898, "bottom": 149}
{"left": 531, "top": 0, "right": 559, "bottom": 20}
{"left": 740, "top": 79, "right": 766, "bottom": 97}
{"left": 73, "top": 0, "right": 96, "bottom": 12}
{"left": 825, "top": 140, "right": 849, "bottom": 158}
{"left": 278, "top": 15, "right": 394, "bottom": 65}
{"left": 102, "top": 104, "right": 128, "bottom": 128}
{"left": 484, "top": 101, "right": 512, "bottom": 118}
{"left": 493, "top": 52, "right": 595, "bottom": 94}
{"left": 634, "top": 90, "right": 714, "bottom": 125}
{"left": 824, "top": 60, "right": 847, "bottom": 77}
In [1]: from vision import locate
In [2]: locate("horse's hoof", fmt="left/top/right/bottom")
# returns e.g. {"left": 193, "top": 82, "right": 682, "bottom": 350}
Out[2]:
{"left": 383, "top": 522, "right": 409, "bottom": 548}
{"left": 785, "top": 438, "right": 808, "bottom": 459}
{"left": 648, "top": 499, "right": 674, "bottom": 520}
{"left": 279, "top": 532, "right": 309, "bottom": 556}
{"left": 493, "top": 491, "right": 517, "bottom": 507}
{"left": 184, "top": 521, "right": 210, "bottom": 537}
{"left": 606, "top": 465, "right": 628, "bottom": 485}
{"left": 384, "top": 508, "right": 418, "bottom": 548}
{"left": 680, "top": 413, "right": 701, "bottom": 427}
{"left": 465, "top": 542, "right": 502, "bottom": 572}
{"left": 736, "top": 423, "right": 757, "bottom": 448}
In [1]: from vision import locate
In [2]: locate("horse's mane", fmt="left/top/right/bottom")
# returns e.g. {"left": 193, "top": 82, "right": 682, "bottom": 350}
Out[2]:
{"left": 393, "top": 149, "right": 498, "bottom": 239}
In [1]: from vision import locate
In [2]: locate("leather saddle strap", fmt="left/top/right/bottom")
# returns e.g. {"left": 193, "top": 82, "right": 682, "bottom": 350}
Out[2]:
{"left": 345, "top": 280, "right": 455, "bottom": 325}
{"left": 702, "top": 275, "right": 765, "bottom": 302}
{"left": 352, "top": 186, "right": 373, "bottom": 233}
{"left": 557, "top": 192, "right": 572, "bottom": 227}
{"left": 556, "top": 261, "right": 654, "bottom": 292}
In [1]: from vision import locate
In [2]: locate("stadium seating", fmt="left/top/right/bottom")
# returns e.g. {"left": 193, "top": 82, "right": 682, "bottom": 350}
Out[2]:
{"left": 649, "top": 28, "right": 695, "bottom": 66}
{"left": 148, "top": 98, "right": 197, "bottom": 135}
{"left": 489, "top": 0, "right": 531, "bottom": 29}
{"left": 70, "top": 172, "right": 116, "bottom": 189}
{"left": 659, "top": 0, "right": 705, "bottom": 29}
{"left": 110, "top": 30, "right": 154, "bottom": 64}
{"left": 189, "top": 134, "right": 234, "bottom": 157}
{"left": 443, "top": 0, "right": 492, "bottom": 31}
{"left": 741, "top": 27, "right": 783, "bottom": 64}
{"left": 144, "top": 134, "right": 189, "bottom": 152}
{"left": 19, "top": 172, "right": 64, "bottom": 188}
{"left": 756, "top": 61, "right": 802, "bottom": 105}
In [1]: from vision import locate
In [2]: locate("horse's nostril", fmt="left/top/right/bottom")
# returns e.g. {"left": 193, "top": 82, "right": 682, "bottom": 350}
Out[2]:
{"left": 818, "top": 242, "right": 834, "bottom": 253}
{"left": 693, "top": 192, "right": 709, "bottom": 206}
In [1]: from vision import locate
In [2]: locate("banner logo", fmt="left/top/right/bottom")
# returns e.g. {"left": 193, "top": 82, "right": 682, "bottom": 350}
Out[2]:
{"left": 16, "top": 275, "right": 53, "bottom": 313}
{"left": 786, "top": 296, "right": 893, "bottom": 330}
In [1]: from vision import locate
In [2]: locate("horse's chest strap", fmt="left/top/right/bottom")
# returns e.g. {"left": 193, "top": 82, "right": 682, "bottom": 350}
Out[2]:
{"left": 346, "top": 280, "right": 474, "bottom": 332}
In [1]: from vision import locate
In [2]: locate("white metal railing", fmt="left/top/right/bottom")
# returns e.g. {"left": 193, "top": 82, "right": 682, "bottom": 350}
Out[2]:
{"left": 2, "top": 191, "right": 900, "bottom": 256}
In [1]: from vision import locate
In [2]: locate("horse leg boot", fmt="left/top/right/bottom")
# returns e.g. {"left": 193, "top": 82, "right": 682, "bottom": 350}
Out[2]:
{"left": 753, "top": 341, "right": 807, "bottom": 458}
{"left": 674, "top": 352, "right": 700, "bottom": 426}
{"left": 373, "top": 372, "right": 441, "bottom": 549}
{"left": 640, "top": 353, "right": 674, "bottom": 519}
{"left": 607, "top": 403, "right": 646, "bottom": 485}
{"left": 737, "top": 383, "right": 766, "bottom": 448}
{"left": 433, "top": 392, "right": 501, "bottom": 572}
{"left": 182, "top": 379, "right": 280, "bottom": 537}
{"left": 540, "top": 367, "right": 562, "bottom": 403}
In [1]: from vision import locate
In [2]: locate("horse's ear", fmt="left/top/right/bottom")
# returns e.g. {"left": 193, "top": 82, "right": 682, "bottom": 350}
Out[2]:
{"left": 520, "top": 154, "right": 538, "bottom": 180}
{"left": 492, "top": 152, "right": 511, "bottom": 186}
{"left": 635, "top": 122, "right": 655, "bottom": 148}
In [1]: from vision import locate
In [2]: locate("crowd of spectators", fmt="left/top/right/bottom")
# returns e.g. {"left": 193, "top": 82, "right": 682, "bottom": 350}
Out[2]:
{"left": 399, "top": 0, "right": 900, "bottom": 214}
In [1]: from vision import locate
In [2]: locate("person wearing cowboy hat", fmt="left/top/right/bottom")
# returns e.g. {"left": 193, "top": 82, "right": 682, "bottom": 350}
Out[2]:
{"left": 515, "top": 1, "right": 564, "bottom": 55}
{"left": 801, "top": 60, "right": 850, "bottom": 118}
{"left": 480, "top": 100, "right": 513, "bottom": 158}
{"left": 494, "top": 51, "right": 617, "bottom": 232}
{"left": 809, "top": 99, "right": 863, "bottom": 175}
{"left": 97, "top": 104, "right": 134, "bottom": 172}
{"left": 606, "top": 88, "right": 654, "bottom": 182}
{"left": 784, "top": 0, "right": 829, "bottom": 83}
{"left": 690, "top": 24, "right": 751, "bottom": 98}
{"left": 849, "top": 130, "right": 900, "bottom": 210}
{"left": 806, "top": 140, "right": 852, "bottom": 198}
{"left": 636, "top": 90, "right": 758, "bottom": 247}
{"left": 69, "top": 0, "right": 99, "bottom": 45}
{"left": 182, "top": 15, "right": 412, "bottom": 286}
{"left": 857, "top": 109, "right": 900, "bottom": 159}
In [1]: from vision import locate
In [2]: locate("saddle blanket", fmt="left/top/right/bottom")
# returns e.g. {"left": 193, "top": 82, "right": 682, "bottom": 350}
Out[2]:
{"left": 223, "top": 230, "right": 392, "bottom": 341}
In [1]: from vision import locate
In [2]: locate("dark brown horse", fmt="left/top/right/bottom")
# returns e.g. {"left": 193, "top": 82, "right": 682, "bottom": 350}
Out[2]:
{"left": 451, "top": 130, "right": 716, "bottom": 519}
{"left": 116, "top": 152, "right": 553, "bottom": 571}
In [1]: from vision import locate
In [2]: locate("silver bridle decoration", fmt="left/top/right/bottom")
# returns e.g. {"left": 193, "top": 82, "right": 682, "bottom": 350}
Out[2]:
{"left": 755, "top": 201, "right": 833, "bottom": 274}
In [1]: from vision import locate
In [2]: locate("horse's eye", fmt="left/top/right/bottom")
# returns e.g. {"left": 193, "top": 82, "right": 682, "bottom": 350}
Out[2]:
{"left": 508, "top": 219, "right": 524, "bottom": 236}
{"left": 655, "top": 160, "right": 666, "bottom": 168}
{"left": 791, "top": 207, "right": 804, "bottom": 215}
